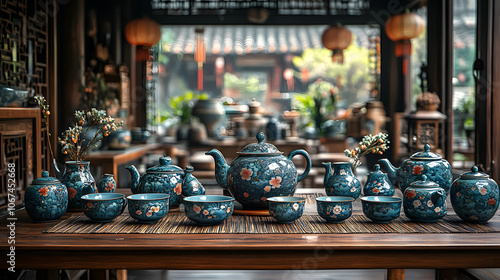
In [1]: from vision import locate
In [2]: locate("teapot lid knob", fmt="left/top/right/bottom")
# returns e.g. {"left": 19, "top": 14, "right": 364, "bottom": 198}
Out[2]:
{"left": 424, "top": 144, "right": 431, "bottom": 152}
{"left": 159, "top": 156, "right": 172, "bottom": 166}
{"left": 256, "top": 132, "right": 265, "bottom": 143}
{"left": 422, "top": 175, "right": 428, "bottom": 181}
{"left": 185, "top": 165, "right": 194, "bottom": 173}
{"left": 471, "top": 166, "right": 479, "bottom": 173}
{"left": 42, "top": 171, "right": 49, "bottom": 177}
{"left": 374, "top": 164, "right": 380, "bottom": 172}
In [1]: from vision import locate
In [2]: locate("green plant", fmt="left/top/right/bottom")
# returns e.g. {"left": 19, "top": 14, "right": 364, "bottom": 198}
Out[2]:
{"left": 160, "top": 91, "right": 208, "bottom": 125}
{"left": 458, "top": 93, "right": 475, "bottom": 130}
{"left": 294, "top": 79, "right": 337, "bottom": 136}
{"left": 344, "top": 133, "right": 390, "bottom": 169}
{"left": 58, "top": 109, "right": 123, "bottom": 161}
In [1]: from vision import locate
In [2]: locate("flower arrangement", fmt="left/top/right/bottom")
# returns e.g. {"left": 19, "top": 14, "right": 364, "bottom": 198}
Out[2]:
{"left": 59, "top": 108, "right": 123, "bottom": 161}
{"left": 344, "top": 133, "right": 390, "bottom": 169}
{"left": 80, "top": 70, "right": 119, "bottom": 113}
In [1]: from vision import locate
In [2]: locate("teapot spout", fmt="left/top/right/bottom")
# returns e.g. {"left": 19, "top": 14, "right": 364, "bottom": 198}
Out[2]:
{"left": 205, "top": 149, "right": 229, "bottom": 190}
{"left": 322, "top": 162, "right": 332, "bottom": 183}
{"left": 378, "top": 158, "right": 399, "bottom": 183}
{"left": 53, "top": 159, "right": 64, "bottom": 180}
{"left": 126, "top": 165, "right": 141, "bottom": 194}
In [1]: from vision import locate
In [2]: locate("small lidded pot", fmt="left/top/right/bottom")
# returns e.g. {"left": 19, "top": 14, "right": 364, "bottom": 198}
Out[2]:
{"left": 25, "top": 171, "right": 68, "bottom": 222}
{"left": 403, "top": 175, "right": 447, "bottom": 222}
{"left": 450, "top": 166, "right": 499, "bottom": 223}
{"left": 363, "top": 164, "right": 394, "bottom": 196}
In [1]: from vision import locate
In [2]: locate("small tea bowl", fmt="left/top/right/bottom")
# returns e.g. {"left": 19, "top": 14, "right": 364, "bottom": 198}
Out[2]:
{"left": 360, "top": 196, "right": 402, "bottom": 223}
{"left": 184, "top": 195, "right": 234, "bottom": 225}
{"left": 316, "top": 196, "right": 354, "bottom": 223}
{"left": 81, "top": 193, "right": 127, "bottom": 223}
{"left": 267, "top": 196, "right": 305, "bottom": 223}
{"left": 127, "top": 194, "right": 170, "bottom": 223}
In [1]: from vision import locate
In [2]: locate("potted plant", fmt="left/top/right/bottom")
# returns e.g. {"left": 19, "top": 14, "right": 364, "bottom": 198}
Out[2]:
{"left": 294, "top": 79, "right": 338, "bottom": 138}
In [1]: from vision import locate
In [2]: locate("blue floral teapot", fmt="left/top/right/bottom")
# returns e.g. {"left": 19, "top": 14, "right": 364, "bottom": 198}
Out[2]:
{"left": 205, "top": 132, "right": 311, "bottom": 209}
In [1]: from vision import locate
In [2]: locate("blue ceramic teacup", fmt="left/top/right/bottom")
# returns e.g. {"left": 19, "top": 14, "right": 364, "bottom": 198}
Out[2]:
{"left": 81, "top": 193, "right": 127, "bottom": 222}
{"left": 267, "top": 196, "right": 305, "bottom": 223}
{"left": 184, "top": 195, "right": 234, "bottom": 225}
{"left": 127, "top": 194, "right": 170, "bottom": 223}
{"left": 316, "top": 196, "right": 354, "bottom": 223}
{"left": 360, "top": 196, "right": 402, "bottom": 223}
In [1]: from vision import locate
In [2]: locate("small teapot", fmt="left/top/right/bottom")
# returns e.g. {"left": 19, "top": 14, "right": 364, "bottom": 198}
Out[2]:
{"left": 378, "top": 144, "right": 452, "bottom": 196}
{"left": 205, "top": 132, "right": 311, "bottom": 209}
{"left": 126, "top": 156, "right": 201, "bottom": 208}
{"left": 403, "top": 175, "right": 447, "bottom": 222}
{"left": 363, "top": 164, "right": 394, "bottom": 196}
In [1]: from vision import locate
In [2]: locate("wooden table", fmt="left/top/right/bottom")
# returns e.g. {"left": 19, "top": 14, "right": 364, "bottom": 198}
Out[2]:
{"left": 2, "top": 189, "right": 500, "bottom": 280}
{"left": 85, "top": 143, "right": 161, "bottom": 186}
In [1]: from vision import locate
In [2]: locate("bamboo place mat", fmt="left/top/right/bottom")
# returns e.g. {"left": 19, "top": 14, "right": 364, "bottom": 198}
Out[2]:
{"left": 44, "top": 213, "right": 499, "bottom": 234}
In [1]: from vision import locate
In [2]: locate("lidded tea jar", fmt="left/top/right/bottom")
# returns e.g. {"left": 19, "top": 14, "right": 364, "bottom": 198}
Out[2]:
{"left": 25, "top": 171, "right": 68, "bottom": 222}
{"left": 403, "top": 175, "right": 447, "bottom": 222}
{"left": 450, "top": 166, "right": 499, "bottom": 223}
{"left": 363, "top": 164, "right": 394, "bottom": 196}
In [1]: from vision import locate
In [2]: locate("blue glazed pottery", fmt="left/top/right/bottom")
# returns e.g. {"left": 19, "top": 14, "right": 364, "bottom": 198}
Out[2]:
{"left": 363, "top": 164, "right": 394, "bottom": 196}
{"left": 107, "top": 128, "right": 132, "bottom": 150}
{"left": 323, "top": 162, "right": 361, "bottom": 199}
{"left": 98, "top": 174, "right": 116, "bottom": 193}
{"left": 206, "top": 132, "right": 311, "bottom": 209}
{"left": 360, "top": 196, "right": 402, "bottom": 223}
{"left": 25, "top": 171, "right": 68, "bottom": 222}
{"left": 316, "top": 196, "right": 354, "bottom": 223}
{"left": 127, "top": 194, "right": 170, "bottom": 223}
{"left": 184, "top": 195, "right": 235, "bottom": 225}
{"left": 59, "top": 161, "right": 98, "bottom": 211}
{"left": 378, "top": 144, "right": 452, "bottom": 196}
{"left": 81, "top": 193, "right": 127, "bottom": 222}
{"left": 403, "top": 175, "right": 447, "bottom": 222}
{"left": 182, "top": 166, "right": 206, "bottom": 197}
{"left": 267, "top": 196, "right": 305, "bottom": 223}
{"left": 127, "top": 156, "right": 202, "bottom": 208}
{"left": 450, "top": 166, "right": 500, "bottom": 223}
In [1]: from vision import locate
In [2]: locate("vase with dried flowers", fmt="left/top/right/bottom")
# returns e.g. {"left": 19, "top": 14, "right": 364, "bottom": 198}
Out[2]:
{"left": 56, "top": 108, "right": 123, "bottom": 210}
{"left": 344, "top": 133, "right": 390, "bottom": 171}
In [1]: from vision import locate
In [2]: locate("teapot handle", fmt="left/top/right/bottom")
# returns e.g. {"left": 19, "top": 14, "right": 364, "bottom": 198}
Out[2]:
{"left": 287, "top": 149, "right": 311, "bottom": 183}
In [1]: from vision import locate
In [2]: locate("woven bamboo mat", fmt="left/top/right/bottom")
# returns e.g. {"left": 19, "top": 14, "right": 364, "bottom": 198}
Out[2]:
{"left": 44, "top": 213, "right": 498, "bottom": 234}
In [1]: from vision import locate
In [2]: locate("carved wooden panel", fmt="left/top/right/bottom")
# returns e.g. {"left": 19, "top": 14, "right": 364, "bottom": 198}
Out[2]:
{"left": 0, "top": 0, "right": 49, "bottom": 98}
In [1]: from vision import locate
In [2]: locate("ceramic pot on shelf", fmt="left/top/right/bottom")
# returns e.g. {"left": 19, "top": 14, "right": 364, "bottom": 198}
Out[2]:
{"left": 192, "top": 98, "right": 225, "bottom": 138}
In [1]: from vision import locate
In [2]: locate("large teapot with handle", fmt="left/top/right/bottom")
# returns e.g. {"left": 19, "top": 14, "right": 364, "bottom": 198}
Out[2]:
{"left": 126, "top": 156, "right": 204, "bottom": 208}
{"left": 378, "top": 144, "right": 452, "bottom": 197}
{"left": 206, "top": 132, "right": 311, "bottom": 209}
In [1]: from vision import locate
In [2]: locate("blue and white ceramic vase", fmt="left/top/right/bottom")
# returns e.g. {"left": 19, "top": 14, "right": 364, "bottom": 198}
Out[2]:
{"left": 323, "top": 162, "right": 361, "bottom": 199}
{"left": 450, "top": 166, "right": 499, "bottom": 223}
{"left": 61, "top": 161, "right": 97, "bottom": 210}
{"left": 98, "top": 174, "right": 116, "bottom": 193}
{"left": 25, "top": 171, "right": 68, "bottom": 222}
{"left": 403, "top": 175, "right": 447, "bottom": 222}
{"left": 363, "top": 164, "right": 394, "bottom": 196}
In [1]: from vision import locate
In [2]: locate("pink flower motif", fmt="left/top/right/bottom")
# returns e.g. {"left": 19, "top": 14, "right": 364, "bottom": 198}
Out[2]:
{"left": 105, "top": 182, "right": 114, "bottom": 192}
{"left": 413, "top": 165, "right": 424, "bottom": 175}
{"left": 264, "top": 186, "right": 271, "bottom": 192}
{"left": 203, "top": 209, "right": 209, "bottom": 215}
{"left": 193, "top": 205, "right": 201, "bottom": 214}
{"left": 135, "top": 210, "right": 142, "bottom": 215}
{"left": 146, "top": 211, "right": 152, "bottom": 217}
{"left": 87, "top": 202, "right": 93, "bottom": 208}
{"left": 456, "top": 192, "right": 462, "bottom": 197}
{"left": 174, "top": 183, "right": 182, "bottom": 195}
{"left": 241, "top": 168, "right": 253, "bottom": 180}
{"left": 270, "top": 176, "right": 282, "bottom": 188}
{"left": 39, "top": 187, "right": 49, "bottom": 196}
{"left": 480, "top": 188, "right": 488, "bottom": 195}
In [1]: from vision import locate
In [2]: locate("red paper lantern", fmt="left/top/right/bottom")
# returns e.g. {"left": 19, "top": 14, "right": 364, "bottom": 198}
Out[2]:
{"left": 321, "top": 26, "right": 352, "bottom": 63}
{"left": 125, "top": 18, "right": 162, "bottom": 61}
{"left": 385, "top": 12, "right": 425, "bottom": 57}
{"left": 194, "top": 28, "right": 206, "bottom": 91}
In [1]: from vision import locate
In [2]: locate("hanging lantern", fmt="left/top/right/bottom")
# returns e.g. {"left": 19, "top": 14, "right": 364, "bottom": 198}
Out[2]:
{"left": 385, "top": 12, "right": 425, "bottom": 57}
{"left": 283, "top": 68, "right": 294, "bottom": 92}
{"left": 321, "top": 25, "right": 352, "bottom": 63}
{"left": 215, "top": 56, "right": 225, "bottom": 88}
{"left": 125, "top": 18, "right": 162, "bottom": 61}
{"left": 194, "top": 28, "right": 206, "bottom": 91}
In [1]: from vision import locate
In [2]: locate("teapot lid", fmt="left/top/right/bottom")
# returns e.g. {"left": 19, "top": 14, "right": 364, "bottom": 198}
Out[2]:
{"left": 410, "top": 175, "right": 440, "bottom": 188}
{"left": 367, "top": 164, "right": 386, "bottom": 179}
{"left": 32, "top": 171, "right": 61, "bottom": 185}
{"left": 459, "top": 166, "right": 489, "bottom": 179}
{"left": 147, "top": 156, "right": 183, "bottom": 173}
{"left": 238, "top": 133, "right": 282, "bottom": 155}
{"left": 410, "top": 144, "right": 443, "bottom": 160}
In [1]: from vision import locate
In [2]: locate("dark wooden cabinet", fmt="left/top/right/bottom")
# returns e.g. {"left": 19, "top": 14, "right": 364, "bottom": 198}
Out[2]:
{"left": 0, "top": 108, "right": 44, "bottom": 210}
